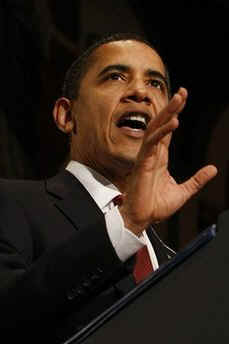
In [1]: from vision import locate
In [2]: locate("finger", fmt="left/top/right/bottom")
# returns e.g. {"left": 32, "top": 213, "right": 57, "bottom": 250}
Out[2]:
{"left": 138, "top": 87, "right": 187, "bottom": 160}
{"left": 181, "top": 165, "right": 218, "bottom": 201}
{"left": 141, "top": 117, "right": 179, "bottom": 157}
{"left": 149, "top": 88, "right": 187, "bottom": 132}
{"left": 155, "top": 87, "right": 187, "bottom": 117}
{"left": 167, "top": 87, "right": 188, "bottom": 116}
{"left": 167, "top": 90, "right": 187, "bottom": 115}
{"left": 177, "top": 87, "right": 188, "bottom": 100}
{"left": 174, "top": 88, "right": 188, "bottom": 115}
{"left": 144, "top": 87, "right": 187, "bottom": 149}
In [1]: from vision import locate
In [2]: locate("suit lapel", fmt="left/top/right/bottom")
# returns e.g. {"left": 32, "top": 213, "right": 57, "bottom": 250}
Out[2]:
{"left": 45, "top": 170, "right": 105, "bottom": 232}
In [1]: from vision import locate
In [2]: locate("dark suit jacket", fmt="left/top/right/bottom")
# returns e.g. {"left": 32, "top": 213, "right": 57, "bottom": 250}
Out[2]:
{"left": 0, "top": 170, "right": 175, "bottom": 342}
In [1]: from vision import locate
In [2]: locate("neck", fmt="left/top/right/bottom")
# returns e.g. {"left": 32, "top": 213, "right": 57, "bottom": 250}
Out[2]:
{"left": 104, "top": 170, "right": 130, "bottom": 193}
{"left": 89, "top": 161, "right": 132, "bottom": 193}
{"left": 71, "top": 154, "right": 133, "bottom": 194}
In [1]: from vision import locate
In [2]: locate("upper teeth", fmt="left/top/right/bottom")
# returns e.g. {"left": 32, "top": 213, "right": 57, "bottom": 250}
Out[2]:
{"left": 127, "top": 115, "right": 146, "bottom": 124}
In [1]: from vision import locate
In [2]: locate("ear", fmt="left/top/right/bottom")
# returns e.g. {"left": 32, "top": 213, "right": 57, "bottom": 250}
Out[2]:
{"left": 53, "top": 97, "right": 76, "bottom": 134}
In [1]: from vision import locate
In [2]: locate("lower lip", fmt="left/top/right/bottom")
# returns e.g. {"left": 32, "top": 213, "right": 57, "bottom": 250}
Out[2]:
{"left": 118, "top": 126, "right": 145, "bottom": 138}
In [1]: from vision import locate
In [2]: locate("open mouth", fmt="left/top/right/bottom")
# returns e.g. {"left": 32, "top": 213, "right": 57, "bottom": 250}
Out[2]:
{"left": 116, "top": 112, "right": 150, "bottom": 131}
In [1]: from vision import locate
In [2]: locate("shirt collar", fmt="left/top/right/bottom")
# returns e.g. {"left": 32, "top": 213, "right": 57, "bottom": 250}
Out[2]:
{"left": 66, "top": 160, "right": 121, "bottom": 210}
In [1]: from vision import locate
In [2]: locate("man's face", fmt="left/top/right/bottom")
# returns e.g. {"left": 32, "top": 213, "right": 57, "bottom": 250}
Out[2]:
{"left": 70, "top": 40, "right": 169, "bottom": 174}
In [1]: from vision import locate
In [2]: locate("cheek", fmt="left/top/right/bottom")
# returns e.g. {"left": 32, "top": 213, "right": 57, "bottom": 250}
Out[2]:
{"left": 95, "top": 95, "right": 118, "bottom": 129}
{"left": 78, "top": 88, "right": 120, "bottom": 140}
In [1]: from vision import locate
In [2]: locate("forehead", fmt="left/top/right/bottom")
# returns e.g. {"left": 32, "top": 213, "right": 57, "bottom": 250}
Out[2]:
{"left": 86, "top": 40, "right": 166, "bottom": 78}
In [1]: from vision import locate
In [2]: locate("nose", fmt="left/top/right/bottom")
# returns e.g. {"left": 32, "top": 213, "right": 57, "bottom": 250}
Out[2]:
{"left": 121, "top": 79, "right": 151, "bottom": 104}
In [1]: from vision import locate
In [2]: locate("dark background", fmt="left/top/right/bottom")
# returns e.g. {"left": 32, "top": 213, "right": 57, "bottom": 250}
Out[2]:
{"left": 1, "top": 0, "right": 229, "bottom": 249}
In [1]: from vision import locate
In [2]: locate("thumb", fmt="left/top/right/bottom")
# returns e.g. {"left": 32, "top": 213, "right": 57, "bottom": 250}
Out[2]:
{"left": 181, "top": 165, "right": 217, "bottom": 201}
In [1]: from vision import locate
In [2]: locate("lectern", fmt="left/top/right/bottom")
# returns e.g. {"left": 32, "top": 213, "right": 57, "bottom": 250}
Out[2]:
{"left": 61, "top": 210, "right": 229, "bottom": 344}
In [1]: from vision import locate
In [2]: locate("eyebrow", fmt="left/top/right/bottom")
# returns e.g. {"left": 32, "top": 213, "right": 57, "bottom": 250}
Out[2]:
{"left": 98, "top": 64, "right": 169, "bottom": 90}
{"left": 98, "top": 64, "right": 130, "bottom": 77}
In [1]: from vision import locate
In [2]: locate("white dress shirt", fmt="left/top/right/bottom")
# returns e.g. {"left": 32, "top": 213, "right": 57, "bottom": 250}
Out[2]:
{"left": 66, "top": 161, "right": 159, "bottom": 270}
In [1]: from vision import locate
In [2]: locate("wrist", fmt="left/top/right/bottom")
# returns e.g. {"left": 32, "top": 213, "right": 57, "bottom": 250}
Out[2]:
{"left": 118, "top": 204, "right": 148, "bottom": 237}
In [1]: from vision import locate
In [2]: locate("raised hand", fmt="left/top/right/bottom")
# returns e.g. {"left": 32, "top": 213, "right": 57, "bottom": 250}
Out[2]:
{"left": 119, "top": 87, "right": 217, "bottom": 236}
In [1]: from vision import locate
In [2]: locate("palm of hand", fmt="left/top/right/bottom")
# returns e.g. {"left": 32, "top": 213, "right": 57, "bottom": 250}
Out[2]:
{"left": 119, "top": 88, "right": 217, "bottom": 235}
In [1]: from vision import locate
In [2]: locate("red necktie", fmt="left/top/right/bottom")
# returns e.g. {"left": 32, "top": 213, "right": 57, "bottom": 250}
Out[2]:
{"left": 113, "top": 195, "right": 154, "bottom": 284}
{"left": 133, "top": 246, "right": 154, "bottom": 284}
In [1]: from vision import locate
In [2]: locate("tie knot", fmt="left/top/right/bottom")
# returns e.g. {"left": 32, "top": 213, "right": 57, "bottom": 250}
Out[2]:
{"left": 113, "top": 195, "right": 123, "bottom": 206}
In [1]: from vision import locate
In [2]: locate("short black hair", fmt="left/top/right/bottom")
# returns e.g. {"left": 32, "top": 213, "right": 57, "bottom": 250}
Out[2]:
{"left": 62, "top": 32, "right": 171, "bottom": 100}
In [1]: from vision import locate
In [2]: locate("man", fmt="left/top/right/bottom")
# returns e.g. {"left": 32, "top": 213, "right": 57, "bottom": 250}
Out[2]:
{"left": 0, "top": 33, "right": 217, "bottom": 341}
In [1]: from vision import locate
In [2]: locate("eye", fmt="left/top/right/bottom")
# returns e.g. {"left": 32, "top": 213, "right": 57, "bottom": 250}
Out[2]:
{"left": 106, "top": 72, "right": 125, "bottom": 81}
{"left": 148, "top": 79, "right": 165, "bottom": 91}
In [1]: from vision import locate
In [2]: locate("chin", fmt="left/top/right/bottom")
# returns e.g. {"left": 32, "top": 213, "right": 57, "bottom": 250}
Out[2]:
{"left": 112, "top": 151, "right": 138, "bottom": 170}
{"left": 103, "top": 143, "right": 140, "bottom": 172}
